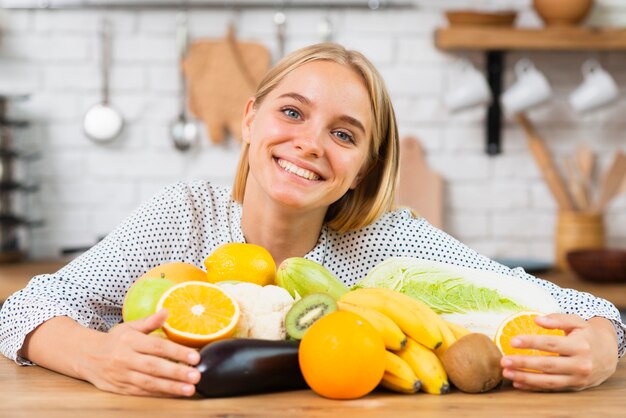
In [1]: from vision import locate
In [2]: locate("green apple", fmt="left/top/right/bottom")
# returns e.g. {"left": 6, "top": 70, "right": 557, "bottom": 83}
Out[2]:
{"left": 122, "top": 277, "right": 176, "bottom": 322}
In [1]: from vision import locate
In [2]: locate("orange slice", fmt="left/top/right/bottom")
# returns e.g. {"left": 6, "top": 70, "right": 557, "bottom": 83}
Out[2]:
{"left": 494, "top": 311, "right": 565, "bottom": 357}
{"left": 156, "top": 281, "right": 240, "bottom": 348}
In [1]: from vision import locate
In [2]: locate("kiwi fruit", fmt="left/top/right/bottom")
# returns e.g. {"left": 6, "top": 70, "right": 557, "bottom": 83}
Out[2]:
{"left": 441, "top": 333, "right": 503, "bottom": 393}
{"left": 285, "top": 293, "right": 337, "bottom": 340}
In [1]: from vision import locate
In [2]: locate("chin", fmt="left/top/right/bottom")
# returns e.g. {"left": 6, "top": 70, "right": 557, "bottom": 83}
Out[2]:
{"left": 269, "top": 189, "right": 311, "bottom": 209}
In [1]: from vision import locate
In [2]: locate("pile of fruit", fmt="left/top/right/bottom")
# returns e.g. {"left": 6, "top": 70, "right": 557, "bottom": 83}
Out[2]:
{"left": 122, "top": 243, "right": 564, "bottom": 399}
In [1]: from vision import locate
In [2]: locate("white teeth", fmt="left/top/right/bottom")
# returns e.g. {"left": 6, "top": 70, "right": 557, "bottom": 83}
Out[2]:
{"left": 277, "top": 159, "right": 321, "bottom": 181}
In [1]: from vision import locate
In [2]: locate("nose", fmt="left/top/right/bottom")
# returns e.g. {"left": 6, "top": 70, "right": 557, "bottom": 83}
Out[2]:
{"left": 293, "top": 126, "right": 325, "bottom": 158}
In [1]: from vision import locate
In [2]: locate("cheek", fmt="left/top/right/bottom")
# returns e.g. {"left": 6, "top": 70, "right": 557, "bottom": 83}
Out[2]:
{"left": 335, "top": 151, "right": 368, "bottom": 181}
{"left": 250, "top": 118, "right": 293, "bottom": 148}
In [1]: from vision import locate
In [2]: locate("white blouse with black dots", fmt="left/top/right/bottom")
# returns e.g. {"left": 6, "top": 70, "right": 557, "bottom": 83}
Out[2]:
{"left": 1, "top": 181, "right": 624, "bottom": 364}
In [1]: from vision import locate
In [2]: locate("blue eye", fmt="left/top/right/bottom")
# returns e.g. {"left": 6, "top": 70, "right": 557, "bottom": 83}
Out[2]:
{"left": 334, "top": 130, "right": 355, "bottom": 144}
{"left": 282, "top": 108, "right": 301, "bottom": 119}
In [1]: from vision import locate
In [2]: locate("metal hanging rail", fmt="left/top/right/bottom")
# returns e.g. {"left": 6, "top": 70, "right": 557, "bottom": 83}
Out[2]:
{"left": 2, "top": 1, "right": 416, "bottom": 11}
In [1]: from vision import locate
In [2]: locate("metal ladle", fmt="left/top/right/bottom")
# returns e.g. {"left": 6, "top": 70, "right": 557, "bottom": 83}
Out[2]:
{"left": 170, "top": 12, "right": 198, "bottom": 152}
{"left": 83, "top": 18, "right": 124, "bottom": 144}
{"left": 273, "top": 9, "right": 286, "bottom": 60}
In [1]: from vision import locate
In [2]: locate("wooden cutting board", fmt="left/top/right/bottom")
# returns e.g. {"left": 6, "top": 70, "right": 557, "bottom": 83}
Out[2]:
{"left": 396, "top": 136, "right": 445, "bottom": 229}
{"left": 183, "top": 26, "right": 271, "bottom": 144}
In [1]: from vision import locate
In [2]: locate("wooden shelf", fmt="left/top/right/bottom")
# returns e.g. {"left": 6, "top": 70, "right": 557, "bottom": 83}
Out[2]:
{"left": 436, "top": 27, "right": 626, "bottom": 51}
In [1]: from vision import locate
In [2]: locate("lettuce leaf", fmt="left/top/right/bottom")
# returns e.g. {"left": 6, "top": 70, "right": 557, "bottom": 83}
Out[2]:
{"left": 354, "top": 257, "right": 558, "bottom": 316}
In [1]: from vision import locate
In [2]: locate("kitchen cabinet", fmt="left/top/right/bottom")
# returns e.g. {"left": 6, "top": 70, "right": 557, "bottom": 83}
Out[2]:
{"left": 435, "top": 27, "right": 626, "bottom": 155}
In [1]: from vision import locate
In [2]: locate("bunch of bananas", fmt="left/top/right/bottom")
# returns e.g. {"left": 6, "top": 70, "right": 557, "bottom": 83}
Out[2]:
{"left": 338, "top": 288, "right": 470, "bottom": 395}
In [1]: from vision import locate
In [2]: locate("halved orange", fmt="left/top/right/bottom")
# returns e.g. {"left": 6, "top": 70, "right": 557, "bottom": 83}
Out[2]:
{"left": 156, "top": 281, "right": 240, "bottom": 348}
{"left": 494, "top": 311, "right": 565, "bottom": 357}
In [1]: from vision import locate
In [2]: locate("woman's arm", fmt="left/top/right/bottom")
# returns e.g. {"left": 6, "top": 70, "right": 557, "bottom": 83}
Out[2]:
{"left": 21, "top": 310, "right": 201, "bottom": 397}
{"left": 0, "top": 182, "right": 217, "bottom": 395}
{"left": 500, "top": 314, "right": 618, "bottom": 391}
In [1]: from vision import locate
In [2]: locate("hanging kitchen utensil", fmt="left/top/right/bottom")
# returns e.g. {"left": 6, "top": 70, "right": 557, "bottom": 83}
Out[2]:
{"left": 317, "top": 12, "right": 334, "bottom": 42}
{"left": 396, "top": 136, "right": 445, "bottom": 229}
{"left": 575, "top": 144, "right": 594, "bottom": 206}
{"left": 273, "top": 9, "right": 287, "bottom": 60}
{"left": 563, "top": 155, "right": 589, "bottom": 211}
{"left": 169, "top": 11, "right": 198, "bottom": 152}
{"left": 183, "top": 25, "right": 271, "bottom": 143}
{"left": 594, "top": 151, "right": 626, "bottom": 212}
{"left": 83, "top": 18, "right": 124, "bottom": 144}
{"left": 517, "top": 113, "right": 574, "bottom": 211}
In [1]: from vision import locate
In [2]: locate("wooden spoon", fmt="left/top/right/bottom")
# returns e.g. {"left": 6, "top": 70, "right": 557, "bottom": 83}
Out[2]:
{"left": 517, "top": 113, "right": 574, "bottom": 211}
{"left": 575, "top": 144, "right": 594, "bottom": 206}
{"left": 564, "top": 156, "right": 589, "bottom": 211}
{"left": 594, "top": 151, "right": 626, "bottom": 212}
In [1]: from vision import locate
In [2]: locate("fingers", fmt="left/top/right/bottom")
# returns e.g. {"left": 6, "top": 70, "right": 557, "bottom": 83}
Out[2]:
{"left": 127, "top": 309, "right": 169, "bottom": 334}
{"left": 132, "top": 351, "right": 201, "bottom": 383}
{"left": 502, "top": 354, "right": 588, "bottom": 376}
{"left": 535, "top": 313, "right": 585, "bottom": 333}
{"left": 95, "top": 370, "right": 198, "bottom": 397}
{"left": 505, "top": 370, "right": 578, "bottom": 392}
{"left": 130, "top": 331, "right": 200, "bottom": 366}
{"left": 125, "top": 369, "right": 198, "bottom": 397}
{"left": 501, "top": 361, "right": 590, "bottom": 392}
{"left": 511, "top": 333, "right": 591, "bottom": 356}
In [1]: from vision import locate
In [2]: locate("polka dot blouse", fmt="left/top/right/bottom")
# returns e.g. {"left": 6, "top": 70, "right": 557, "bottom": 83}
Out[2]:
{"left": 1, "top": 181, "right": 624, "bottom": 364}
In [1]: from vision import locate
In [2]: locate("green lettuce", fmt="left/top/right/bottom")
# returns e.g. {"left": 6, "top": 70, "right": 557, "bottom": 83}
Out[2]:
{"left": 354, "top": 258, "right": 533, "bottom": 314}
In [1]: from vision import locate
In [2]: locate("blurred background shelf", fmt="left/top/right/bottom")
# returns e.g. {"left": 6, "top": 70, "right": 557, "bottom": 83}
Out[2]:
{"left": 436, "top": 27, "right": 626, "bottom": 51}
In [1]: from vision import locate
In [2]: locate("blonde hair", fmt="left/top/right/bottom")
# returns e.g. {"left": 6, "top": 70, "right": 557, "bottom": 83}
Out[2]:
{"left": 232, "top": 43, "right": 399, "bottom": 233}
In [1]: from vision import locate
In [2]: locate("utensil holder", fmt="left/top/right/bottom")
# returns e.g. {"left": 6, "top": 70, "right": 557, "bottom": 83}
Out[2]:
{"left": 555, "top": 211, "right": 605, "bottom": 271}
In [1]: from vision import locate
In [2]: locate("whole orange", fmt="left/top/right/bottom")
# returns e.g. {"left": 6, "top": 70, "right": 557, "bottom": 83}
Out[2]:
{"left": 204, "top": 243, "right": 276, "bottom": 286}
{"left": 298, "top": 311, "right": 386, "bottom": 399}
{"left": 138, "top": 261, "right": 207, "bottom": 284}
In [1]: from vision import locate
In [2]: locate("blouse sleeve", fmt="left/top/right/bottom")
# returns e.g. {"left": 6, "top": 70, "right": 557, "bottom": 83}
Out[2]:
{"left": 391, "top": 211, "right": 626, "bottom": 358}
{"left": 0, "top": 182, "right": 200, "bottom": 365}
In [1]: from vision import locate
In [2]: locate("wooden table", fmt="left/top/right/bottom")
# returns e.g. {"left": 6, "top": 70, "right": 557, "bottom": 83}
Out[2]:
{"left": 0, "top": 357, "right": 624, "bottom": 418}
{"left": 0, "top": 259, "right": 68, "bottom": 302}
{"left": 539, "top": 271, "right": 626, "bottom": 311}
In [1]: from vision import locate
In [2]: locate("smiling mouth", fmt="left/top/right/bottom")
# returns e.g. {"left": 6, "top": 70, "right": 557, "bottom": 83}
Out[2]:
{"left": 276, "top": 158, "right": 322, "bottom": 181}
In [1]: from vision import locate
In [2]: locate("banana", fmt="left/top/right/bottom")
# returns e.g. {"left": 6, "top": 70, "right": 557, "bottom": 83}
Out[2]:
{"left": 337, "top": 301, "right": 407, "bottom": 350}
{"left": 397, "top": 337, "right": 450, "bottom": 395}
{"left": 444, "top": 319, "right": 471, "bottom": 340}
{"left": 340, "top": 288, "right": 442, "bottom": 350}
{"left": 433, "top": 316, "right": 457, "bottom": 357}
{"left": 381, "top": 372, "right": 421, "bottom": 394}
{"left": 381, "top": 350, "right": 421, "bottom": 394}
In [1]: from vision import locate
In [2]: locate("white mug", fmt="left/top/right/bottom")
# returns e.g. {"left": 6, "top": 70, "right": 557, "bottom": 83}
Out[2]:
{"left": 444, "top": 58, "right": 492, "bottom": 112}
{"left": 501, "top": 59, "right": 552, "bottom": 115}
{"left": 569, "top": 59, "right": 619, "bottom": 113}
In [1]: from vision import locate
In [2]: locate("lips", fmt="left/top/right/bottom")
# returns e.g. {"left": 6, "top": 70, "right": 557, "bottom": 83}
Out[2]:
{"left": 276, "top": 158, "right": 322, "bottom": 181}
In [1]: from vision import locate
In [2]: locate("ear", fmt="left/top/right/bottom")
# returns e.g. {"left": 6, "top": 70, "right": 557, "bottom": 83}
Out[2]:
{"left": 241, "top": 97, "right": 256, "bottom": 144}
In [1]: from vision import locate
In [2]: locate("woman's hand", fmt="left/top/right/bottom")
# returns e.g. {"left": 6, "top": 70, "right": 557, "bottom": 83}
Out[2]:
{"left": 78, "top": 309, "right": 201, "bottom": 397}
{"left": 500, "top": 314, "right": 619, "bottom": 392}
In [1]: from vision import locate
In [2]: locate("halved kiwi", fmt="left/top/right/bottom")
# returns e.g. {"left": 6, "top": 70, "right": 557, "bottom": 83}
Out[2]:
{"left": 285, "top": 293, "right": 337, "bottom": 340}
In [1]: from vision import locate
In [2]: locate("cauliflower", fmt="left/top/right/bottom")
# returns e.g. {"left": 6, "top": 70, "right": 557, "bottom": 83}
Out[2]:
{"left": 218, "top": 282, "right": 294, "bottom": 340}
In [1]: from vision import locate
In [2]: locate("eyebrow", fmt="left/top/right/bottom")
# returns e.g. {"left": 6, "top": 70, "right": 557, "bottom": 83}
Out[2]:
{"left": 277, "top": 92, "right": 367, "bottom": 135}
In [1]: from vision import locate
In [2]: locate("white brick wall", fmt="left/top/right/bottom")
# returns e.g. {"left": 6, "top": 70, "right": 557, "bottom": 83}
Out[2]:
{"left": 0, "top": 2, "right": 625, "bottom": 262}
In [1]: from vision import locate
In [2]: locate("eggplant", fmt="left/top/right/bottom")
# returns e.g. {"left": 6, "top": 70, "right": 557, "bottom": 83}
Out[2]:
{"left": 195, "top": 338, "right": 307, "bottom": 397}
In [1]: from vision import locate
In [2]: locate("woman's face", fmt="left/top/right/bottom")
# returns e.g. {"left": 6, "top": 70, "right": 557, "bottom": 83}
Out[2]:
{"left": 242, "top": 60, "right": 373, "bottom": 213}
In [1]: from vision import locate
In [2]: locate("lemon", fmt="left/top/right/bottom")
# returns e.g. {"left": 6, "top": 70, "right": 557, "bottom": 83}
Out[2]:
{"left": 204, "top": 243, "right": 276, "bottom": 286}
